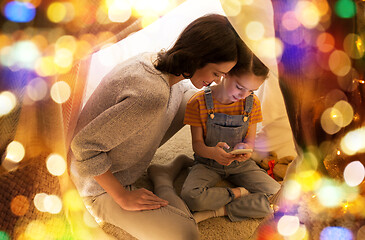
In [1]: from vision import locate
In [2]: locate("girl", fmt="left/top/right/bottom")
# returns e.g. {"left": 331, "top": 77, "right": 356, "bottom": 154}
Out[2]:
{"left": 181, "top": 51, "right": 281, "bottom": 223}
{"left": 70, "top": 14, "right": 244, "bottom": 240}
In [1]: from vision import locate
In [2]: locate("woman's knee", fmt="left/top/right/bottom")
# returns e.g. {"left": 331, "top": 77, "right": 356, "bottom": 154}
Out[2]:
{"left": 161, "top": 218, "right": 199, "bottom": 240}
{"left": 176, "top": 221, "right": 199, "bottom": 240}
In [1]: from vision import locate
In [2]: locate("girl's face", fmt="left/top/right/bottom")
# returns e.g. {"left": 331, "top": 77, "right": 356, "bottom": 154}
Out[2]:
{"left": 221, "top": 73, "right": 265, "bottom": 103}
{"left": 189, "top": 61, "right": 236, "bottom": 89}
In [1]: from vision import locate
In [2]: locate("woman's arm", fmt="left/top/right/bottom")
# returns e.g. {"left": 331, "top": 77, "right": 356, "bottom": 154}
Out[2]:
{"left": 191, "top": 126, "right": 236, "bottom": 166}
{"left": 94, "top": 170, "right": 168, "bottom": 211}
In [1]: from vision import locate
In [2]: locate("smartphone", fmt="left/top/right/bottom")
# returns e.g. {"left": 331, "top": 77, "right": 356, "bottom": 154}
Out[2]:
{"left": 229, "top": 149, "right": 253, "bottom": 155}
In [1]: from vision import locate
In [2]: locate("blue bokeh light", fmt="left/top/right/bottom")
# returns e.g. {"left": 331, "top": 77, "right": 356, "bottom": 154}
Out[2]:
{"left": 4, "top": 1, "right": 36, "bottom": 23}
{"left": 320, "top": 226, "right": 353, "bottom": 240}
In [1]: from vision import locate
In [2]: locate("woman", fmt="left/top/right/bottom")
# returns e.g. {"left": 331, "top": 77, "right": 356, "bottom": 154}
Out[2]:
{"left": 69, "top": 14, "right": 246, "bottom": 240}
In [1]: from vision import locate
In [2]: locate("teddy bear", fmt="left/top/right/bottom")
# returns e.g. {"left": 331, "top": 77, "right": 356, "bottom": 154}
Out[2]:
{"left": 257, "top": 151, "right": 295, "bottom": 182}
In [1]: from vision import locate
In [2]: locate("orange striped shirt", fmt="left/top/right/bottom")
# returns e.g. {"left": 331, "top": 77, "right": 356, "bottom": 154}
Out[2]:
{"left": 184, "top": 90, "right": 263, "bottom": 138}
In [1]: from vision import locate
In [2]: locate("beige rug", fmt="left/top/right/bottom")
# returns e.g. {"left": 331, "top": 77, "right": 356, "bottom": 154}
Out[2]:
{"left": 127, "top": 125, "right": 263, "bottom": 240}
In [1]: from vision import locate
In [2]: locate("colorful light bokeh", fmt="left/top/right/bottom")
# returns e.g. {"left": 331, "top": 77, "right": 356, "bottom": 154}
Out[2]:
{"left": 0, "top": 0, "right": 364, "bottom": 239}
{"left": 320, "top": 226, "right": 353, "bottom": 240}
{"left": 4, "top": 1, "right": 36, "bottom": 23}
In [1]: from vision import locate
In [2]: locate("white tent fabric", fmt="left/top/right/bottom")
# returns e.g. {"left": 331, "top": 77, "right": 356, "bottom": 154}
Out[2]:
{"left": 84, "top": 0, "right": 297, "bottom": 159}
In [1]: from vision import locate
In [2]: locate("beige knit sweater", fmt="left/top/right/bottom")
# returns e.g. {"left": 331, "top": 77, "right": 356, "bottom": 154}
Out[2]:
{"left": 70, "top": 52, "right": 190, "bottom": 197}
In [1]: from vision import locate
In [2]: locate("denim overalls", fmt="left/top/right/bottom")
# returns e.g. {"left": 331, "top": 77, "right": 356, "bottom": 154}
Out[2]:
{"left": 181, "top": 86, "right": 281, "bottom": 221}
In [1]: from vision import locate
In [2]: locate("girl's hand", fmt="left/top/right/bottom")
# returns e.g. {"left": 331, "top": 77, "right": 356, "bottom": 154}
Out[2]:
{"left": 233, "top": 143, "right": 252, "bottom": 162}
{"left": 211, "top": 142, "right": 236, "bottom": 166}
{"left": 115, "top": 188, "right": 168, "bottom": 211}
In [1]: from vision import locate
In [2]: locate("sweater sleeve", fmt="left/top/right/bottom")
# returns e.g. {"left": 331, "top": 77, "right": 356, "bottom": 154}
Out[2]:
{"left": 183, "top": 91, "right": 203, "bottom": 127}
{"left": 71, "top": 78, "right": 168, "bottom": 177}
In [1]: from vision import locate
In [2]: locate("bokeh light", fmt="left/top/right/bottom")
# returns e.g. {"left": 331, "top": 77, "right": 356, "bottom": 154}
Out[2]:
{"left": 34, "top": 193, "right": 48, "bottom": 212}
{"left": 47, "top": 2, "right": 67, "bottom": 23}
{"left": 35, "top": 56, "right": 57, "bottom": 76}
{"left": 5, "top": 141, "right": 25, "bottom": 163}
{"left": 283, "top": 179, "right": 302, "bottom": 201}
{"left": 333, "top": 100, "right": 353, "bottom": 127}
{"left": 316, "top": 32, "right": 335, "bottom": 53}
{"left": 44, "top": 195, "right": 62, "bottom": 214}
{"left": 295, "top": 170, "right": 322, "bottom": 192}
{"left": 10, "top": 195, "right": 29, "bottom": 216}
{"left": 343, "top": 161, "right": 365, "bottom": 187}
{"left": 63, "top": 189, "right": 85, "bottom": 211}
{"left": 133, "top": 0, "right": 170, "bottom": 17}
{"left": 0, "top": 34, "right": 12, "bottom": 49}
{"left": 245, "top": 21, "right": 265, "bottom": 41}
{"left": 343, "top": 33, "right": 364, "bottom": 59}
{"left": 254, "top": 37, "right": 284, "bottom": 60}
{"left": 0, "top": 0, "right": 364, "bottom": 239}
{"left": 285, "top": 224, "right": 308, "bottom": 240}
{"left": 55, "top": 35, "right": 77, "bottom": 51}
{"left": 0, "top": 91, "right": 17, "bottom": 116}
{"left": 324, "top": 89, "right": 348, "bottom": 108}
{"left": 54, "top": 48, "right": 74, "bottom": 68}
{"left": 50, "top": 81, "right": 71, "bottom": 104}
{"left": 0, "top": 231, "right": 10, "bottom": 240}
{"left": 320, "top": 226, "right": 353, "bottom": 240}
{"left": 24, "top": 220, "right": 47, "bottom": 239}
{"left": 26, "top": 77, "right": 48, "bottom": 102}
{"left": 315, "top": 0, "right": 330, "bottom": 17}
{"left": 295, "top": 1, "right": 320, "bottom": 29}
{"left": 334, "top": 0, "right": 356, "bottom": 18}
{"left": 4, "top": 1, "right": 36, "bottom": 23}
{"left": 107, "top": 0, "right": 132, "bottom": 23}
{"left": 328, "top": 50, "right": 351, "bottom": 77}
{"left": 320, "top": 107, "right": 342, "bottom": 135}
{"left": 0, "top": 40, "right": 40, "bottom": 69}
{"left": 277, "top": 215, "right": 300, "bottom": 236}
{"left": 340, "top": 127, "right": 365, "bottom": 155}
{"left": 299, "top": 151, "right": 319, "bottom": 172}
{"left": 316, "top": 180, "right": 344, "bottom": 207}
{"left": 46, "top": 153, "right": 67, "bottom": 176}
{"left": 282, "top": 11, "right": 301, "bottom": 31}
{"left": 221, "top": 0, "right": 241, "bottom": 16}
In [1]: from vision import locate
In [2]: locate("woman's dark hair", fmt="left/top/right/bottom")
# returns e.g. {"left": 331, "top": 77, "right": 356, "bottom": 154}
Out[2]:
{"left": 155, "top": 14, "right": 241, "bottom": 78}
{"left": 228, "top": 41, "right": 269, "bottom": 78}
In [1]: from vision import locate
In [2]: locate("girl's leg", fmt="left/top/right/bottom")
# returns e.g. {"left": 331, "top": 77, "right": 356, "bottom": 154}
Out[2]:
{"left": 180, "top": 163, "right": 232, "bottom": 211}
{"left": 225, "top": 160, "right": 281, "bottom": 221}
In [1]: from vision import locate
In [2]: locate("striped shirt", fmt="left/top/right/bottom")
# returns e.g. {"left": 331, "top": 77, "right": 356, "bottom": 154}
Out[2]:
{"left": 184, "top": 90, "right": 263, "bottom": 138}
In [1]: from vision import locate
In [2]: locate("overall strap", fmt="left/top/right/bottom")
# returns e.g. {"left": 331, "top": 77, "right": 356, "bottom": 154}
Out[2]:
{"left": 244, "top": 94, "right": 254, "bottom": 113}
{"left": 242, "top": 94, "right": 254, "bottom": 122}
{"left": 204, "top": 86, "right": 215, "bottom": 119}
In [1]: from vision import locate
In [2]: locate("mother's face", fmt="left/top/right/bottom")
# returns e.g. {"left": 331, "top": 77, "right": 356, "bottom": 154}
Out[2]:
{"left": 189, "top": 61, "right": 237, "bottom": 89}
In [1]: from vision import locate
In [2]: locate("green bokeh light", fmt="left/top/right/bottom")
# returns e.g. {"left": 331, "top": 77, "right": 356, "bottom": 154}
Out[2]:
{"left": 335, "top": 0, "right": 356, "bottom": 18}
{"left": 0, "top": 231, "right": 10, "bottom": 240}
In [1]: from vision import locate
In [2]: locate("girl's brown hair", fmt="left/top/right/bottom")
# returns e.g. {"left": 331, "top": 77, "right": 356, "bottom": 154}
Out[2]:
{"left": 229, "top": 41, "right": 269, "bottom": 78}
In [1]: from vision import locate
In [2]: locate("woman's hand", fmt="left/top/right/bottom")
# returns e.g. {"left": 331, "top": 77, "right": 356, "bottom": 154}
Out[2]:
{"left": 94, "top": 170, "right": 168, "bottom": 212}
{"left": 211, "top": 142, "right": 236, "bottom": 166}
{"left": 232, "top": 143, "right": 252, "bottom": 162}
{"left": 115, "top": 188, "right": 168, "bottom": 211}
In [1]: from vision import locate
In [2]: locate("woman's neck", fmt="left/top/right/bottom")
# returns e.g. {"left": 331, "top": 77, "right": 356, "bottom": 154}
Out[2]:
{"left": 168, "top": 74, "right": 185, "bottom": 86}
